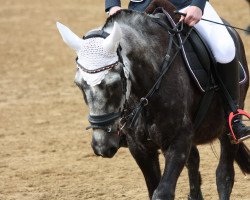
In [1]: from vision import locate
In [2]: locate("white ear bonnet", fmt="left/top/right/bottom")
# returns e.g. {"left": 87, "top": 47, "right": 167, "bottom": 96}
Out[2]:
{"left": 76, "top": 36, "right": 119, "bottom": 86}
{"left": 56, "top": 22, "right": 123, "bottom": 86}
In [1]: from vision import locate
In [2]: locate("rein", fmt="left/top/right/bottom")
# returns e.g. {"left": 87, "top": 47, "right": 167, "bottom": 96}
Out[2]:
{"left": 127, "top": 9, "right": 193, "bottom": 127}
{"left": 175, "top": 11, "right": 250, "bottom": 33}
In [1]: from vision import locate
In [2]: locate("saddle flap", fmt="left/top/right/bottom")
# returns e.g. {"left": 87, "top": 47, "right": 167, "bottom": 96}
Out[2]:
{"left": 180, "top": 27, "right": 215, "bottom": 92}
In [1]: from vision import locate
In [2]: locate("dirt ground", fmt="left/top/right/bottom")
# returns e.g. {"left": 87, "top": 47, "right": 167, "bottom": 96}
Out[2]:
{"left": 0, "top": 0, "right": 249, "bottom": 199}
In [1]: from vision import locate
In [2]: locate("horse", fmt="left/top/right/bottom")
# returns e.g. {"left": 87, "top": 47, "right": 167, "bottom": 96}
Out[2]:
{"left": 56, "top": 4, "right": 250, "bottom": 200}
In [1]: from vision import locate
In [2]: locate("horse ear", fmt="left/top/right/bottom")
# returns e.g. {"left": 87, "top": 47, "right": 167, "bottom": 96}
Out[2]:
{"left": 56, "top": 22, "right": 83, "bottom": 51}
{"left": 103, "top": 21, "right": 122, "bottom": 53}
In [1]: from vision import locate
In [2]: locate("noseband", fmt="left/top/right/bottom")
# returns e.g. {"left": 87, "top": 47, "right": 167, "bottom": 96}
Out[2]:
{"left": 77, "top": 29, "right": 128, "bottom": 131}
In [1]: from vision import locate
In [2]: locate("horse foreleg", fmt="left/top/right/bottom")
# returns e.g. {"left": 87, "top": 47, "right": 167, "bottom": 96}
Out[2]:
{"left": 152, "top": 132, "right": 192, "bottom": 200}
{"left": 186, "top": 145, "right": 204, "bottom": 200}
{"left": 127, "top": 135, "right": 161, "bottom": 199}
{"left": 216, "top": 133, "right": 237, "bottom": 200}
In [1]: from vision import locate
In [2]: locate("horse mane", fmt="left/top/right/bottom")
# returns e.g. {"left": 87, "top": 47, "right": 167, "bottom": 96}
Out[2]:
{"left": 103, "top": 9, "right": 150, "bottom": 30}
{"left": 145, "top": 0, "right": 180, "bottom": 22}
{"left": 101, "top": 1, "right": 181, "bottom": 75}
{"left": 103, "top": 0, "right": 180, "bottom": 29}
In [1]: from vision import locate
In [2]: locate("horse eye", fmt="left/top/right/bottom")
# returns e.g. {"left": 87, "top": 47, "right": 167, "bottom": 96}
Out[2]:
{"left": 110, "top": 82, "right": 120, "bottom": 90}
{"left": 112, "top": 83, "right": 118, "bottom": 89}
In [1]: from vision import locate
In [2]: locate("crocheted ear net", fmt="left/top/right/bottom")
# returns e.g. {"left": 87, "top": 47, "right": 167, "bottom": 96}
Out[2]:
{"left": 77, "top": 37, "right": 118, "bottom": 86}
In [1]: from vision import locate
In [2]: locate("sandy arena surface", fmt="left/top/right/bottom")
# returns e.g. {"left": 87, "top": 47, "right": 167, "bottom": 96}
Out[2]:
{"left": 0, "top": 0, "right": 250, "bottom": 199}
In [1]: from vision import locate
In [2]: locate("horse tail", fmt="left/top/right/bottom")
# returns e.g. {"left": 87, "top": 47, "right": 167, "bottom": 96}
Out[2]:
{"left": 235, "top": 142, "right": 250, "bottom": 174}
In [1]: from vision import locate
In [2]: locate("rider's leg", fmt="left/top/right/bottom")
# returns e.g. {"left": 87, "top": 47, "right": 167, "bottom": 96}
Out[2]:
{"left": 217, "top": 59, "right": 250, "bottom": 142}
{"left": 191, "top": 2, "right": 250, "bottom": 142}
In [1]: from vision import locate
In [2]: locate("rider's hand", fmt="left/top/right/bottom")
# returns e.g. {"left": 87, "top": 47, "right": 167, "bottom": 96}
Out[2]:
{"left": 109, "top": 6, "right": 122, "bottom": 16}
{"left": 180, "top": 6, "right": 202, "bottom": 26}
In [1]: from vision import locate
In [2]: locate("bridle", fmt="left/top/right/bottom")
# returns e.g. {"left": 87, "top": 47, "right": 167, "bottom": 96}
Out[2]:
{"left": 76, "top": 29, "right": 128, "bottom": 132}
{"left": 79, "top": 9, "right": 191, "bottom": 133}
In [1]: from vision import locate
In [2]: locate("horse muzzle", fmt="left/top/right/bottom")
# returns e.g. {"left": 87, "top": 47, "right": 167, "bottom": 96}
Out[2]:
{"left": 91, "top": 129, "right": 120, "bottom": 158}
{"left": 87, "top": 111, "right": 127, "bottom": 157}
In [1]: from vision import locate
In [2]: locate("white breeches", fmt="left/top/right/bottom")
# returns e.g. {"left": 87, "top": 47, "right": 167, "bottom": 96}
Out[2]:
{"left": 181, "top": 2, "right": 236, "bottom": 63}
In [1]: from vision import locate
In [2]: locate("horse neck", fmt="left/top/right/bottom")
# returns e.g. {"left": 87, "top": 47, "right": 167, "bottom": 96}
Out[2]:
{"left": 104, "top": 10, "right": 181, "bottom": 102}
{"left": 105, "top": 12, "right": 170, "bottom": 97}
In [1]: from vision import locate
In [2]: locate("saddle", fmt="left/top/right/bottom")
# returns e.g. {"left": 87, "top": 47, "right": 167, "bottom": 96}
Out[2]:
{"left": 147, "top": 6, "right": 247, "bottom": 93}
{"left": 146, "top": 3, "right": 248, "bottom": 130}
{"left": 180, "top": 25, "right": 247, "bottom": 92}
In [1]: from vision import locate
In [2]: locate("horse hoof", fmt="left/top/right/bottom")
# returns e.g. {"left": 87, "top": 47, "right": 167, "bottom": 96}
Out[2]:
{"left": 188, "top": 194, "right": 204, "bottom": 200}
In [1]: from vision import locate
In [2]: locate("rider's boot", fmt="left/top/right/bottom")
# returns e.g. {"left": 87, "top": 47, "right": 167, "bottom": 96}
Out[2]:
{"left": 217, "top": 58, "right": 250, "bottom": 143}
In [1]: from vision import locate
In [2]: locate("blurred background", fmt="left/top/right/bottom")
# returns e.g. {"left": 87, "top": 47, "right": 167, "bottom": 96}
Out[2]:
{"left": 0, "top": 0, "right": 249, "bottom": 199}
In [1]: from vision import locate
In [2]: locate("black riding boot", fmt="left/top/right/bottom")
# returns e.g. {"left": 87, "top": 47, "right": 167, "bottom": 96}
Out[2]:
{"left": 217, "top": 58, "right": 250, "bottom": 143}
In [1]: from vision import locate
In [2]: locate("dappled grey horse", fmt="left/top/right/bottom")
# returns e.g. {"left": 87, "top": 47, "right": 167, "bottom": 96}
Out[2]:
{"left": 57, "top": 7, "right": 250, "bottom": 200}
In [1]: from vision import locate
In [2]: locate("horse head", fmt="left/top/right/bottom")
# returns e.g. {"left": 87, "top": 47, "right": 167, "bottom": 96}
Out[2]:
{"left": 57, "top": 21, "right": 130, "bottom": 158}
{"left": 56, "top": 9, "right": 170, "bottom": 157}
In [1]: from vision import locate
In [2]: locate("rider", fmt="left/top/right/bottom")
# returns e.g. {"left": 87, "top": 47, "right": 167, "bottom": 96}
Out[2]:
{"left": 105, "top": 0, "right": 250, "bottom": 143}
